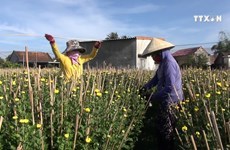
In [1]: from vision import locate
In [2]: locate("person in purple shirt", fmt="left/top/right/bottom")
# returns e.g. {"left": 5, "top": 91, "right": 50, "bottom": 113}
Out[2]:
{"left": 139, "top": 38, "right": 184, "bottom": 150}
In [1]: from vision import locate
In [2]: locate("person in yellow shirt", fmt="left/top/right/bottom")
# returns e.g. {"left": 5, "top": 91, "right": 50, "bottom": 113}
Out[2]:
{"left": 45, "top": 34, "right": 101, "bottom": 80}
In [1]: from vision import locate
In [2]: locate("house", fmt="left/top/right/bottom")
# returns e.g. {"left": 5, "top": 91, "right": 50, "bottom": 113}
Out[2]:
{"left": 172, "top": 46, "right": 210, "bottom": 67}
{"left": 8, "top": 51, "right": 58, "bottom": 68}
{"left": 79, "top": 36, "right": 157, "bottom": 70}
{"left": 212, "top": 52, "right": 230, "bottom": 69}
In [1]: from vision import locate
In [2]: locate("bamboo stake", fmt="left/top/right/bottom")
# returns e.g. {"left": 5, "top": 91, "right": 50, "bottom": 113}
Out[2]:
{"left": 49, "top": 75, "right": 54, "bottom": 148}
{"left": 73, "top": 114, "right": 80, "bottom": 150}
{"left": 0, "top": 116, "right": 3, "bottom": 131}
{"left": 86, "top": 114, "right": 91, "bottom": 136}
{"left": 190, "top": 135, "right": 197, "bottom": 150}
{"left": 210, "top": 111, "right": 224, "bottom": 150}
{"left": 202, "top": 130, "right": 210, "bottom": 150}
{"left": 104, "top": 110, "right": 119, "bottom": 150}
{"left": 118, "top": 118, "right": 135, "bottom": 150}
{"left": 175, "top": 128, "right": 184, "bottom": 146}
{"left": 25, "top": 46, "right": 35, "bottom": 125}
{"left": 226, "top": 121, "right": 230, "bottom": 143}
{"left": 37, "top": 66, "right": 44, "bottom": 150}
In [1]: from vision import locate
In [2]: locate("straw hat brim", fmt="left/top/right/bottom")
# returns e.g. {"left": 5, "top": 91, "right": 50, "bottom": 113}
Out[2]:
{"left": 140, "top": 38, "right": 175, "bottom": 57}
{"left": 62, "top": 46, "right": 86, "bottom": 54}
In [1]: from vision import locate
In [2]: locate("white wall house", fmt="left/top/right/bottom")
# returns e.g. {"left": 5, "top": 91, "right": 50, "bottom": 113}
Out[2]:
{"left": 80, "top": 36, "right": 157, "bottom": 70}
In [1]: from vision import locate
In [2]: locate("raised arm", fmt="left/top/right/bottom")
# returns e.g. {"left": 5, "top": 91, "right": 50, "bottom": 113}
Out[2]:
{"left": 80, "top": 41, "right": 101, "bottom": 63}
{"left": 45, "top": 34, "right": 65, "bottom": 61}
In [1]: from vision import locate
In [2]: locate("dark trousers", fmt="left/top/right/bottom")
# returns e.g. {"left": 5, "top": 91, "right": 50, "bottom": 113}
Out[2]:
{"left": 155, "top": 103, "right": 176, "bottom": 150}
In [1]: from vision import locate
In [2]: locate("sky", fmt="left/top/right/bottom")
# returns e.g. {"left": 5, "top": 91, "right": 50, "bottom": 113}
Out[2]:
{"left": 0, "top": 0, "right": 230, "bottom": 58}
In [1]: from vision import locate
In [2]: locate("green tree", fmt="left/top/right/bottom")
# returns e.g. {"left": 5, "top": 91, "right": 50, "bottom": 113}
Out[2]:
{"left": 105, "top": 32, "right": 132, "bottom": 40}
{"left": 120, "top": 35, "right": 132, "bottom": 39}
{"left": 186, "top": 54, "right": 209, "bottom": 68}
{"left": 195, "top": 53, "right": 209, "bottom": 67}
{"left": 105, "top": 32, "right": 119, "bottom": 40}
{"left": 0, "top": 57, "right": 22, "bottom": 68}
{"left": 211, "top": 31, "right": 230, "bottom": 54}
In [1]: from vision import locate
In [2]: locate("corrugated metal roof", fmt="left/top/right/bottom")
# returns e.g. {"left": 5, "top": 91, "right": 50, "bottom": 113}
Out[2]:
{"left": 172, "top": 47, "right": 201, "bottom": 57}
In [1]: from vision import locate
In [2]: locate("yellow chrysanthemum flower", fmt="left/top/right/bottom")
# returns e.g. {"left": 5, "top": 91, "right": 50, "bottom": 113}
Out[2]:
{"left": 24, "top": 119, "right": 29, "bottom": 123}
{"left": 13, "top": 116, "right": 18, "bottom": 120}
{"left": 175, "top": 105, "right": 180, "bottom": 110}
{"left": 12, "top": 81, "right": 16, "bottom": 86}
{"left": 94, "top": 89, "right": 100, "bottom": 93}
{"left": 216, "top": 82, "right": 222, "bottom": 87}
{"left": 104, "top": 91, "right": 108, "bottom": 94}
{"left": 96, "top": 92, "right": 102, "bottom": 97}
{"left": 182, "top": 125, "right": 188, "bottom": 132}
{"left": 54, "top": 89, "right": 59, "bottom": 94}
{"left": 40, "top": 78, "right": 46, "bottom": 82}
{"left": 123, "top": 108, "right": 127, "bottom": 112}
{"left": 19, "top": 119, "right": 29, "bottom": 124}
{"left": 14, "top": 98, "right": 20, "bottom": 102}
{"left": 36, "top": 124, "right": 42, "bottom": 128}
{"left": 84, "top": 108, "right": 90, "bottom": 113}
{"left": 0, "top": 81, "right": 2, "bottom": 85}
{"left": 205, "top": 93, "right": 211, "bottom": 98}
{"left": 85, "top": 136, "right": 91, "bottom": 143}
{"left": 222, "top": 87, "right": 227, "bottom": 91}
{"left": 107, "top": 135, "right": 111, "bottom": 138}
{"left": 196, "top": 131, "right": 200, "bottom": 136}
{"left": 194, "top": 106, "right": 199, "bottom": 112}
{"left": 216, "top": 91, "right": 221, "bottom": 95}
{"left": 195, "top": 94, "right": 200, "bottom": 97}
{"left": 64, "top": 133, "right": 70, "bottom": 139}
{"left": 0, "top": 96, "right": 3, "bottom": 100}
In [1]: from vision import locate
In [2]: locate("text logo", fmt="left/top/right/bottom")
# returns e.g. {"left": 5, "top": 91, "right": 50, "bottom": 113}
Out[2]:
{"left": 194, "top": 15, "right": 222, "bottom": 22}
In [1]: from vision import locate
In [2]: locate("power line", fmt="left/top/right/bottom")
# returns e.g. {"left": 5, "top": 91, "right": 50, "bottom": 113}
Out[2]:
{"left": 175, "top": 42, "right": 218, "bottom": 47}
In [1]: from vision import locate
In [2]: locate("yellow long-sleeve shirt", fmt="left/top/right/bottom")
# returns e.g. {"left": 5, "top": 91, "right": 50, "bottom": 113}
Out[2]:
{"left": 51, "top": 43, "right": 99, "bottom": 80}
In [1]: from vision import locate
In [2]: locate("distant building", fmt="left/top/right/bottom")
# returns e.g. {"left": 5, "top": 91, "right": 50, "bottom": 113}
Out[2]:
{"left": 80, "top": 36, "right": 157, "bottom": 70}
{"left": 212, "top": 52, "right": 230, "bottom": 69}
{"left": 8, "top": 51, "right": 58, "bottom": 68}
{"left": 172, "top": 46, "right": 210, "bottom": 67}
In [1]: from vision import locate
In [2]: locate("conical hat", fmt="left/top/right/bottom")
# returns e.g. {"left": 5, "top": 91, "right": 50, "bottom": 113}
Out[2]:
{"left": 62, "top": 40, "right": 86, "bottom": 54}
{"left": 141, "top": 38, "right": 175, "bottom": 57}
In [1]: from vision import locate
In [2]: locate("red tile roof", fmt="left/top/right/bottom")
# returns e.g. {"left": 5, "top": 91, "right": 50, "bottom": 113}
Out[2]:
{"left": 12, "top": 51, "right": 53, "bottom": 62}
{"left": 172, "top": 47, "right": 201, "bottom": 57}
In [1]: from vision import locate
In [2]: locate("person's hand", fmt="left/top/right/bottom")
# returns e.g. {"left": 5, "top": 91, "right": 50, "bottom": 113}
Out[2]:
{"left": 139, "top": 87, "right": 147, "bottom": 98}
{"left": 94, "top": 41, "right": 101, "bottom": 49}
{"left": 139, "top": 87, "right": 152, "bottom": 102}
{"left": 45, "top": 34, "right": 55, "bottom": 44}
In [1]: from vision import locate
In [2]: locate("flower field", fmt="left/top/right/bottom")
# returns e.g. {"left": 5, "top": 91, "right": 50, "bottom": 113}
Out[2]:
{"left": 0, "top": 67, "right": 229, "bottom": 149}
{"left": 174, "top": 68, "right": 230, "bottom": 150}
